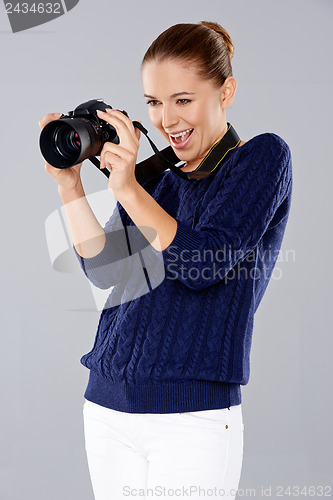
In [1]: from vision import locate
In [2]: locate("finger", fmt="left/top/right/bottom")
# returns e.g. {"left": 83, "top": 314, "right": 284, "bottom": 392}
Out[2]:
{"left": 99, "top": 142, "right": 122, "bottom": 170}
{"left": 134, "top": 120, "right": 142, "bottom": 141}
{"left": 135, "top": 128, "right": 141, "bottom": 141}
{"left": 112, "top": 111, "right": 141, "bottom": 145}
{"left": 103, "top": 150, "right": 133, "bottom": 170}
{"left": 45, "top": 161, "right": 61, "bottom": 176}
{"left": 39, "top": 112, "right": 62, "bottom": 130}
{"left": 100, "top": 144, "right": 134, "bottom": 169}
{"left": 105, "top": 108, "right": 135, "bottom": 132}
{"left": 100, "top": 141, "right": 134, "bottom": 158}
{"left": 97, "top": 109, "right": 139, "bottom": 150}
{"left": 97, "top": 109, "right": 135, "bottom": 145}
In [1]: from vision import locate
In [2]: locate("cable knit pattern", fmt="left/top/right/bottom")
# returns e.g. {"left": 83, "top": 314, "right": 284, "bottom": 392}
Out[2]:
{"left": 74, "top": 132, "right": 293, "bottom": 413}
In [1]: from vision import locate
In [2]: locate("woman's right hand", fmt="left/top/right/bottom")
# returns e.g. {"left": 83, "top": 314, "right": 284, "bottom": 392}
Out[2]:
{"left": 39, "top": 113, "right": 83, "bottom": 191}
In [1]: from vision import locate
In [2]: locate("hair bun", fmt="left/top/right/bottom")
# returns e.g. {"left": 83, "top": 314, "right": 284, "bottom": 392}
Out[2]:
{"left": 200, "top": 21, "right": 234, "bottom": 61}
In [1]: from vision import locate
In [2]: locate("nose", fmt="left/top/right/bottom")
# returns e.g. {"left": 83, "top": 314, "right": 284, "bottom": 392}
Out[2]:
{"left": 162, "top": 104, "right": 178, "bottom": 130}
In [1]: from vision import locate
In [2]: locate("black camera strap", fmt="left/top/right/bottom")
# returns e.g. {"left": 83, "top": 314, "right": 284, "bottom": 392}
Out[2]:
{"left": 89, "top": 121, "right": 241, "bottom": 184}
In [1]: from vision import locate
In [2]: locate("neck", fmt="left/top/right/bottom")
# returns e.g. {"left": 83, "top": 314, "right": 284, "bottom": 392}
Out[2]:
{"left": 181, "top": 122, "right": 229, "bottom": 173}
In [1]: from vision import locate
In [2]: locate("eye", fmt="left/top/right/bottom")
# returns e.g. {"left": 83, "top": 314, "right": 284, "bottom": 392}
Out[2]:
{"left": 146, "top": 100, "right": 160, "bottom": 106}
{"left": 177, "top": 99, "right": 191, "bottom": 105}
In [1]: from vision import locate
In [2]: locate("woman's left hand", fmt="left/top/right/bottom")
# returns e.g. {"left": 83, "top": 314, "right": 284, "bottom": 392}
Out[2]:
{"left": 96, "top": 108, "right": 141, "bottom": 198}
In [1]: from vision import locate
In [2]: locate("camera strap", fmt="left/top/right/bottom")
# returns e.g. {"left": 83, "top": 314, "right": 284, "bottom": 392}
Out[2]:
{"left": 89, "top": 121, "right": 241, "bottom": 184}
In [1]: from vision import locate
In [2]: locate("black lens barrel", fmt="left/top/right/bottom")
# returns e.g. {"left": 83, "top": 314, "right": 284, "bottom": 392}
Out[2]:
{"left": 40, "top": 117, "right": 103, "bottom": 168}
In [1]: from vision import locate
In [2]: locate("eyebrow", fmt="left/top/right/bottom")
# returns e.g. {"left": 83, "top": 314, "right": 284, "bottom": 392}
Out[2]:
{"left": 143, "top": 92, "right": 195, "bottom": 99}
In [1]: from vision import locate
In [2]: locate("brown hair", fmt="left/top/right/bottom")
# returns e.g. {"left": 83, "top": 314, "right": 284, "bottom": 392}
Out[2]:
{"left": 141, "top": 21, "right": 234, "bottom": 88}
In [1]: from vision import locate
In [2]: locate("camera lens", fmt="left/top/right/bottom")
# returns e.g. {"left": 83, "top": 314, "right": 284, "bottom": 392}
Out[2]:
{"left": 53, "top": 126, "right": 82, "bottom": 161}
{"left": 40, "top": 117, "right": 104, "bottom": 168}
{"left": 67, "top": 131, "right": 81, "bottom": 150}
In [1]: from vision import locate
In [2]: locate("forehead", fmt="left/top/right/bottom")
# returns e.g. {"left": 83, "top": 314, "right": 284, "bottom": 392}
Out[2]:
{"left": 141, "top": 59, "right": 212, "bottom": 94}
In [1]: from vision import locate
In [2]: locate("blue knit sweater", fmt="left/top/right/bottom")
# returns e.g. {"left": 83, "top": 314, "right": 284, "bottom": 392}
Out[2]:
{"left": 73, "top": 132, "right": 293, "bottom": 413}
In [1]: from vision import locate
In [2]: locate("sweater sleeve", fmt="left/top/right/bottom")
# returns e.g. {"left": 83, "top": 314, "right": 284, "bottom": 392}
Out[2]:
{"left": 160, "top": 133, "right": 293, "bottom": 291}
{"left": 72, "top": 201, "right": 131, "bottom": 289}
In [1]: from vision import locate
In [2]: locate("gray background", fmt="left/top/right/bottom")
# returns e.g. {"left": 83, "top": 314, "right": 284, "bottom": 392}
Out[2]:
{"left": 0, "top": 0, "right": 332, "bottom": 498}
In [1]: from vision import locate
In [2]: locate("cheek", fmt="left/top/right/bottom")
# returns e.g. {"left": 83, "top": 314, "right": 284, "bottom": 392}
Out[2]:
{"left": 199, "top": 108, "right": 218, "bottom": 134}
{"left": 148, "top": 106, "right": 159, "bottom": 124}
{"left": 148, "top": 109, "right": 161, "bottom": 128}
{"left": 191, "top": 112, "right": 208, "bottom": 137}
{"left": 190, "top": 105, "right": 212, "bottom": 131}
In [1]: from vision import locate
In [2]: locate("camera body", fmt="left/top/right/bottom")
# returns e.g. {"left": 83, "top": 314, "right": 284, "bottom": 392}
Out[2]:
{"left": 39, "top": 99, "right": 128, "bottom": 168}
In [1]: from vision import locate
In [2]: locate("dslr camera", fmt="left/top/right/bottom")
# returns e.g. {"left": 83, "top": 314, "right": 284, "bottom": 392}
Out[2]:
{"left": 39, "top": 98, "right": 129, "bottom": 169}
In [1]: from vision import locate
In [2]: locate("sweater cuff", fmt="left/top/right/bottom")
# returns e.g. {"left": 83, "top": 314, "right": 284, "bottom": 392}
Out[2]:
{"left": 159, "top": 219, "right": 237, "bottom": 291}
{"left": 162, "top": 219, "right": 206, "bottom": 266}
{"left": 165, "top": 220, "right": 204, "bottom": 251}
{"left": 72, "top": 229, "right": 131, "bottom": 289}
{"left": 73, "top": 229, "right": 130, "bottom": 269}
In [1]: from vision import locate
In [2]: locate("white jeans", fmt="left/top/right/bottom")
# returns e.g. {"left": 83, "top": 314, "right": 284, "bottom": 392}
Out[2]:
{"left": 83, "top": 399, "right": 244, "bottom": 500}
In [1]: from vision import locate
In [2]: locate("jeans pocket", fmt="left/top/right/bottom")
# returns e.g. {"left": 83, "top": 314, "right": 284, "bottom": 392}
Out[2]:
{"left": 178, "top": 408, "right": 230, "bottom": 427}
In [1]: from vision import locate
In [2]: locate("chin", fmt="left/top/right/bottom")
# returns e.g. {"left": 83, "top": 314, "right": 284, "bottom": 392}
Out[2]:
{"left": 170, "top": 148, "right": 188, "bottom": 160}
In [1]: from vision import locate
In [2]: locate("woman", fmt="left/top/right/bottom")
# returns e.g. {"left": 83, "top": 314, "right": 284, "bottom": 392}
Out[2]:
{"left": 39, "top": 21, "right": 293, "bottom": 500}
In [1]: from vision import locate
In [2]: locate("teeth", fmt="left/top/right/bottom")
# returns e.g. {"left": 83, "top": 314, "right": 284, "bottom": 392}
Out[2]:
{"left": 170, "top": 128, "right": 193, "bottom": 138}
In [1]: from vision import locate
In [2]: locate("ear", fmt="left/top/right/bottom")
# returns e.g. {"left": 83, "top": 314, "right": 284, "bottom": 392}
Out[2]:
{"left": 220, "top": 77, "right": 237, "bottom": 109}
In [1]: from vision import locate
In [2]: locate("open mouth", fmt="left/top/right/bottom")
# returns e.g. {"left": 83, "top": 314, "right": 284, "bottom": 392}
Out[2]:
{"left": 169, "top": 128, "right": 194, "bottom": 149}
